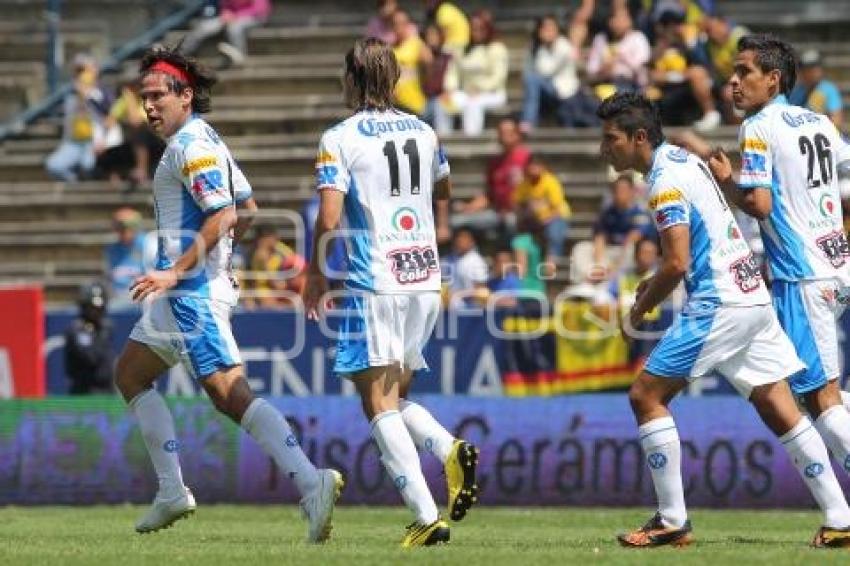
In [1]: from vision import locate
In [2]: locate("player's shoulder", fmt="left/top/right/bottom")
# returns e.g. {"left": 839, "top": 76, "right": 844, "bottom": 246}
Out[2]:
{"left": 166, "top": 117, "right": 224, "bottom": 161}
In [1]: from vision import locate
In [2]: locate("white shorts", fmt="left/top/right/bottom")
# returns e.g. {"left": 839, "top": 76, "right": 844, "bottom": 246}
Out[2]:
{"left": 645, "top": 304, "right": 805, "bottom": 398}
{"left": 773, "top": 279, "right": 847, "bottom": 394}
{"left": 129, "top": 294, "right": 242, "bottom": 379}
{"left": 334, "top": 291, "right": 440, "bottom": 375}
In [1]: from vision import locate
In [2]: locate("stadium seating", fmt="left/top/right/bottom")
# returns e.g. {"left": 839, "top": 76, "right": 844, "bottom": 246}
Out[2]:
{"left": 1, "top": 0, "right": 850, "bottom": 303}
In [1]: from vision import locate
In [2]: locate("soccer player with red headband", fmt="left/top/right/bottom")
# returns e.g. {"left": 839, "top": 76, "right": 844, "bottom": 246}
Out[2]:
{"left": 114, "top": 45, "right": 344, "bottom": 542}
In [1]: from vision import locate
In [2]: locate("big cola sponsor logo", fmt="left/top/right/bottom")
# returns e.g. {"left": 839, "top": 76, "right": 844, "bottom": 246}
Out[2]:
{"left": 386, "top": 246, "right": 439, "bottom": 284}
{"left": 816, "top": 230, "right": 850, "bottom": 268}
{"left": 729, "top": 254, "right": 763, "bottom": 293}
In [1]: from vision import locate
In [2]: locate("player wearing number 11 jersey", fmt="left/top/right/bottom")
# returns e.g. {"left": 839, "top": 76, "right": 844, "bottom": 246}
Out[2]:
{"left": 304, "top": 38, "right": 479, "bottom": 547}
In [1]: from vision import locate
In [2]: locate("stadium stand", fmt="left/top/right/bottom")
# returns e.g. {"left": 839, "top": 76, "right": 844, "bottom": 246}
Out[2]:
{"left": 1, "top": 0, "right": 850, "bottom": 303}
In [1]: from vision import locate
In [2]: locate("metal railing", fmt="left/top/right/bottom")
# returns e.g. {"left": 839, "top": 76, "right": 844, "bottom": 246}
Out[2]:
{"left": 0, "top": 0, "right": 206, "bottom": 142}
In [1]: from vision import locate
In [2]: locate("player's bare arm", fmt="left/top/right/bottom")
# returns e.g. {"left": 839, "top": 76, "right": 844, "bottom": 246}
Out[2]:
{"left": 629, "top": 224, "right": 689, "bottom": 330}
{"left": 435, "top": 177, "right": 451, "bottom": 244}
{"left": 303, "top": 188, "right": 344, "bottom": 320}
{"left": 131, "top": 205, "right": 236, "bottom": 301}
{"left": 708, "top": 148, "right": 773, "bottom": 219}
{"left": 234, "top": 196, "right": 258, "bottom": 243}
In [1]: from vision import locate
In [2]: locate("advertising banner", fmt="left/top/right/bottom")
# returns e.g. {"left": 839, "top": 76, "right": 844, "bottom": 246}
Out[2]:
{"left": 0, "top": 287, "right": 45, "bottom": 398}
{"left": 1, "top": 395, "right": 844, "bottom": 507}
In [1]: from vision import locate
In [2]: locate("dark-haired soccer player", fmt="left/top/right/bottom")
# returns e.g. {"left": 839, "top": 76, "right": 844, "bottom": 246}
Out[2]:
{"left": 304, "top": 38, "right": 479, "bottom": 547}
{"left": 709, "top": 41, "right": 850, "bottom": 546}
{"left": 115, "top": 46, "right": 343, "bottom": 542}
{"left": 597, "top": 91, "right": 850, "bottom": 548}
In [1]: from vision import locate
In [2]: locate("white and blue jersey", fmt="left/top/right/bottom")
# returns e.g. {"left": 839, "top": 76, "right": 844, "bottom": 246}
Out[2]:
{"left": 152, "top": 115, "right": 252, "bottom": 304}
{"left": 643, "top": 144, "right": 803, "bottom": 390}
{"left": 738, "top": 95, "right": 850, "bottom": 284}
{"left": 315, "top": 109, "right": 449, "bottom": 293}
{"left": 315, "top": 108, "right": 449, "bottom": 375}
{"left": 646, "top": 143, "right": 771, "bottom": 311}
{"left": 738, "top": 95, "right": 850, "bottom": 392}
{"left": 129, "top": 116, "right": 249, "bottom": 378}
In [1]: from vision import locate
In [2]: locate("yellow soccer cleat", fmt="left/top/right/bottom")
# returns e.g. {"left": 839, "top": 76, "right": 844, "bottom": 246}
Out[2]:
{"left": 445, "top": 439, "right": 479, "bottom": 521}
{"left": 812, "top": 526, "right": 850, "bottom": 548}
{"left": 400, "top": 518, "right": 450, "bottom": 548}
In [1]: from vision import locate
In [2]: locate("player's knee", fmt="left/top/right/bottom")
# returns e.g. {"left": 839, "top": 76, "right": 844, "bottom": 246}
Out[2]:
{"left": 628, "top": 380, "right": 660, "bottom": 416}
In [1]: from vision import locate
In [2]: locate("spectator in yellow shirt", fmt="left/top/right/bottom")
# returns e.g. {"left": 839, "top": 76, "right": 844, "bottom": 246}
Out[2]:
{"left": 440, "top": 9, "right": 509, "bottom": 136}
{"left": 392, "top": 10, "right": 428, "bottom": 115}
{"left": 424, "top": 0, "right": 470, "bottom": 57}
{"left": 514, "top": 154, "right": 571, "bottom": 260}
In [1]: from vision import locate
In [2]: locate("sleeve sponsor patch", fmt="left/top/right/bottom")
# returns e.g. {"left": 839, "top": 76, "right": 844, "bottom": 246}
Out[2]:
{"left": 648, "top": 189, "right": 683, "bottom": 210}
{"left": 741, "top": 152, "right": 767, "bottom": 173}
{"left": 741, "top": 138, "right": 768, "bottom": 152}
{"left": 654, "top": 204, "right": 689, "bottom": 230}
{"left": 316, "top": 164, "right": 339, "bottom": 188}
{"left": 181, "top": 156, "right": 218, "bottom": 175}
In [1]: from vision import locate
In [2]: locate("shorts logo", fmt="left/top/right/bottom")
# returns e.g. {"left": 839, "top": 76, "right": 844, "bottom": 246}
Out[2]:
{"left": 816, "top": 231, "right": 850, "bottom": 268}
{"left": 729, "top": 253, "right": 763, "bottom": 293}
{"left": 844, "top": 454, "right": 850, "bottom": 472}
{"left": 191, "top": 169, "right": 224, "bottom": 197}
{"left": 394, "top": 475, "right": 408, "bottom": 490}
{"left": 742, "top": 152, "right": 766, "bottom": 173}
{"left": 163, "top": 439, "right": 180, "bottom": 453}
{"left": 647, "top": 452, "right": 667, "bottom": 469}
{"left": 392, "top": 207, "right": 420, "bottom": 231}
{"left": 387, "top": 245, "right": 439, "bottom": 284}
{"left": 805, "top": 462, "right": 825, "bottom": 478}
{"left": 424, "top": 438, "right": 435, "bottom": 453}
{"left": 285, "top": 434, "right": 299, "bottom": 447}
{"left": 182, "top": 156, "right": 217, "bottom": 175}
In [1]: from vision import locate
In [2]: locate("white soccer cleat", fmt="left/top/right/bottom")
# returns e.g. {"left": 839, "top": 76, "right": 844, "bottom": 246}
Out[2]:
{"left": 300, "top": 469, "right": 344, "bottom": 543}
{"left": 135, "top": 487, "right": 196, "bottom": 533}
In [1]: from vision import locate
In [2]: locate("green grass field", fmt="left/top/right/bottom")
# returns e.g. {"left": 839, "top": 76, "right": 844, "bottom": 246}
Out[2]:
{"left": 1, "top": 505, "right": 848, "bottom": 565}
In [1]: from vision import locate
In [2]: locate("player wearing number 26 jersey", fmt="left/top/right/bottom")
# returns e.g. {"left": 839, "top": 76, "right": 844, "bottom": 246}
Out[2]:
{"left": 737, "top": 94, "right": 850, "bottom": 394}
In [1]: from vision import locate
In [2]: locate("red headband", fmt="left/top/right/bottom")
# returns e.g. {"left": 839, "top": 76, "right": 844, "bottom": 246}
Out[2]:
{"left": 148, "top": 60, "right": 193, "bottom": 86}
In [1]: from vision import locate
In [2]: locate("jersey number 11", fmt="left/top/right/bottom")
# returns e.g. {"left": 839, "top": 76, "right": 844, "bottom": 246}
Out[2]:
{"left": 383, "top": 139, "right": 420, "bottom": 196}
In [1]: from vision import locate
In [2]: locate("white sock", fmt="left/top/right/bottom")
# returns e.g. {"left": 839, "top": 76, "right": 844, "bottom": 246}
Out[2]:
{"left": 638, "top": 416, "right": 687, "bottom": 529}
{"left": 399, "top": 399, "right": 455, "bottom": 463}
{"left": 371, "top": 410, "right": 439, "bottom": 525}
{"left": 780, "top": 417, "right": 850, "bottom": 528}
{"left": 128, "top": 389, "right": 185, "bottom": 499}
{"left": 815, "top": 405, "right": 850, "bottom": 477}
{"left": 241, "top": 398, "right": 320, "bottom": 496}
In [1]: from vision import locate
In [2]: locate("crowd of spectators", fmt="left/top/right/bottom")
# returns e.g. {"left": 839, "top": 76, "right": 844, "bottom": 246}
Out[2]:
{"left": 69, "top": 1, "right": 847, "bottom": 313}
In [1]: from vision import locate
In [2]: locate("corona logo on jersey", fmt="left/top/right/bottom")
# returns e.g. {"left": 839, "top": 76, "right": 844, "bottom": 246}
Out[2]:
{"left": 356, "top": 116, "right": 424, "bottom": 138}
{"left": 386, "top": 246, "right": 439, "bottom": 284}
